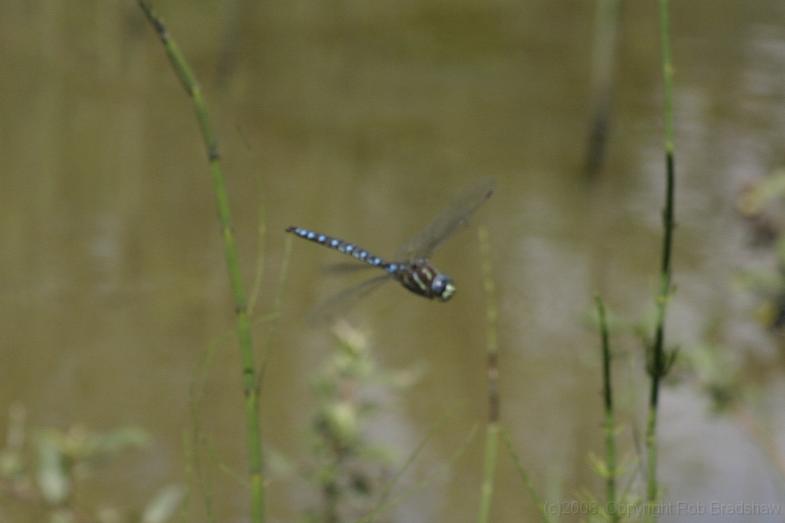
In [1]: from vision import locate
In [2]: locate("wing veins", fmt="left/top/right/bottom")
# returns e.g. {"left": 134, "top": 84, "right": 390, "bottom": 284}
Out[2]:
{"left": 395, "top": 177, "right": 495, "bottom": 261}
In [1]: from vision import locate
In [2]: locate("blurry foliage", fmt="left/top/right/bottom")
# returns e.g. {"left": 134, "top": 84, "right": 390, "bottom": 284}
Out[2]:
{"left": 580, "top": 448, "right": 644, "bottom": 523}
{"left": 302, "top": 321, "right": 420, "bottom": 523}
{"left": 668, "top": 165, "right": 785, "bottom": 490}
{"left": 737, "top": 168, "right": 785, "bottom": 237}
{"left": 736, "top": 167, "right": 785, "bottom": 330}
{"left": 0, "top": 405, "right": 184, "bottom": 523}
{"left": 681, "top": 339, "right": 785, "bottom": 491}
{"left": 574, "top": 489, "right": 644, "bottom": 523}
{"left": 681, "top": 343, "right": 741, "bottom": 413}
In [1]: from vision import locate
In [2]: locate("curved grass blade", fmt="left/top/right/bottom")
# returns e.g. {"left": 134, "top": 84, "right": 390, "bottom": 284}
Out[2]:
{"left": 395, "top": 178, "right": 495, "bottom": 261}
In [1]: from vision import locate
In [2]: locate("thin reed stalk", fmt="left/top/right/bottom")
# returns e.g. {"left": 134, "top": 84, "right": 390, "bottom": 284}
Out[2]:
{"left": 477, "top": 226, "right": 500, "bottom": 523}
{"left": 356, "top": 414, "right": 452, "bottom": 523}
{"left": 595, "top": 297, "right": 618, "bottom": 523}
{"left": 138, "top": 3, "right": 265, "bottom": 522}
{"left": 646, "top": 0, "right": 677, "bottom": 519}
{"left": 354, "top": 423, "right": 479, "bottom": 523}
{"left": 583, "top": 0, "right": 622, "bottom": 177}
{"left": 501, "top": 430, "right": 553, "bottom": 523}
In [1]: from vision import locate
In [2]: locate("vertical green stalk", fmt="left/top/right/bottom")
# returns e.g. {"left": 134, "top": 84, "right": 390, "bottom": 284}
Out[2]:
{"left": 646, "top": 0, "right": 677, "bottom": 519}
{"left": 138, "top": 3, "right": 265, "bottom": 522}
{"left": 595, "top": 297, "right": 618, "bottom": 523}
{"left": 477, "top": 227, "right": 500, "bottom": 523}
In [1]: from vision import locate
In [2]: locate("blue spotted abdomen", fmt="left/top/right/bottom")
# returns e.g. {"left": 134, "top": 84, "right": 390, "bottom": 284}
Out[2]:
{"left": 285, "top": 226, "right": 402, "bottom": 275}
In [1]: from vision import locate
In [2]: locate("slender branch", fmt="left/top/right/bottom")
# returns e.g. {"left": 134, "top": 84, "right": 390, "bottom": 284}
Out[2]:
{"left": 583, "top": 0, "right": 622, "bottom": 177}
{"left": 355, "top": 424, "right": 480, "bottom": 523}
{"left": 138, "top": 3, "right": 265, "bottom": 522}
{"left": 595, "top": 297, "right": 618, "bottom": 523}
{"left": 477, "top": 226, "right": 500, "bottom": 523}
{"left": 646, "top": 0, "right": 677, "bottom": 518}
{"left": 501, "top": 429, "right": 553, "bottom": 523}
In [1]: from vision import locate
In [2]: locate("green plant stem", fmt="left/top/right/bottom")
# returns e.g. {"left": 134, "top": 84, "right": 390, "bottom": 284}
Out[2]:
{"left": 595, "top": 297, "right": 618, "bottom": 523}
{"left": 248, "top": 205, "right": 268, "bottom": 315}
{"left": 477, "top": 226, "right": 500, "bottom": 523}
{"left": 138, "top": 3, "right": 265, "bottom": 522}
{"left": 646, "top": 0, "right": 677, "bottom": 519}
{"left": 501, "top": 429, "right": 553, "bottom": 523}
{"left": 478, "top": 425, "right": 500, "bottom": 523}
{"left": 258, "top": 235, "right": 293, "bottom": 389}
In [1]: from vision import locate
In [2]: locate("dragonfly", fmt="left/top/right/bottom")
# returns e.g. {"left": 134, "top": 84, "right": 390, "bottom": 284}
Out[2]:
{"left": 286, "top": 178, "right": 495, "bottom": 320}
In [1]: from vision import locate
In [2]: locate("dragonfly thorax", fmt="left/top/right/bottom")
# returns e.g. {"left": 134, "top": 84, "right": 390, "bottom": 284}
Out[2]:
{"left": 397, "top": 260, "right": 456, "bottom": 302}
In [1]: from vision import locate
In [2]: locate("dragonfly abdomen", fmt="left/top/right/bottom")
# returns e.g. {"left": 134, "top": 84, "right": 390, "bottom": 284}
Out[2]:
{"left": 285, "top": 226, "right": 401, "bottom": 274}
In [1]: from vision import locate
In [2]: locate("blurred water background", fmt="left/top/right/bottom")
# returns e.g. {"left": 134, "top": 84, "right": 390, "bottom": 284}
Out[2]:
{"left": 2, "top": 1, "right": 785, "bottom": 521}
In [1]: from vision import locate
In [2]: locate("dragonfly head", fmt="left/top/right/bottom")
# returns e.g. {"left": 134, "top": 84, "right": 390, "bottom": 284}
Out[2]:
{"left": 431, "top": 274, "right": 456, "bottom": 301}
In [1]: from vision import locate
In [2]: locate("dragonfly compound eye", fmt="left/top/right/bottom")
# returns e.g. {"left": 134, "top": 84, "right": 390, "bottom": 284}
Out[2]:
{"left": 432, "top": 275, "right": 455, "bottom": 301}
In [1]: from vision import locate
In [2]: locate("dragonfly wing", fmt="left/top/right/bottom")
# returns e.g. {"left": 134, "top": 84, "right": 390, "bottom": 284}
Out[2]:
{"left": 321, "top": 261, "right": 379, "bottom": 275}
{"left": 394, "top": 177, "right": 495, "bottom": 261}
{"left": 307, "top": 274, "right": 392, "bottom": 325}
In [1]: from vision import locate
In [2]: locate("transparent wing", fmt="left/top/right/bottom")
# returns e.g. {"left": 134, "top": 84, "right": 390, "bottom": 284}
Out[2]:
{"left": 395, "top": 177, "right": 495, "bottom": 261}
{"left": 321, "top": 262, "right": 379, "bottom": 275}
{"left": 307, "top": 274, "right": 392, "bottom": 325}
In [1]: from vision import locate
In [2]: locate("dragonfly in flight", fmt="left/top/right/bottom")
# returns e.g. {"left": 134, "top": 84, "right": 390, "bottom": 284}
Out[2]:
{"left": 286, "top": 178, "right": 495, "bottom": 320}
